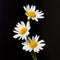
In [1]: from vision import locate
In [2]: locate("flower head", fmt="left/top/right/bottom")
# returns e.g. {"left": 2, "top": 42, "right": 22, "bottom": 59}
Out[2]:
{"left": 13, "top": 21, "right": 31, "bottom": 40}
{"left": 22, "top": 35, "right": 46, "bottom": 53}
{"left": 23, "top": 5, "right": 44, "bottom": 22}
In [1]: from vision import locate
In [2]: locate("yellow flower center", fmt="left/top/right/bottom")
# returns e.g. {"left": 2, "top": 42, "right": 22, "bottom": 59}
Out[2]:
{"left": 20, "top": 27, "right": 28, "bottom": 35}
{"left": 27, "top": 11, "right": 36, "bottom": 18}
{"left": 29, "top": 41, "right": 37, "bottom": 48}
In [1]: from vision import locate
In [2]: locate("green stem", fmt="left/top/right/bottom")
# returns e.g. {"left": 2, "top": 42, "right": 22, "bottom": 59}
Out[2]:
{"left": 31, "top": 51, "right": 37, "bottom": 60}
{"left": 28, "top": 18, "right": 31, "bottom": 22}
{"left": 28, "top": 19, "right": 37, "bottom": 60}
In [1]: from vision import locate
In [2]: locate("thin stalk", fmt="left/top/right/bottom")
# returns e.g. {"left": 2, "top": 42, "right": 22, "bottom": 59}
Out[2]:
{"left": 31, "top": 51, "right": 37, "bottom": 60}
{"left": 28, "top": 19, "right": 31, "bottom": 22}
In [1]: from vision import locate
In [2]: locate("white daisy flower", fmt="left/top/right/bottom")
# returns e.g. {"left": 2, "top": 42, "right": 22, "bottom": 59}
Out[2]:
{"left": 22, "top": 35, "right": 46, "bottom": 53}
{"left": 13, "top": 21, "right": 31, "bottom": 40}
{"left": 23, "top": 5, "right": 44, "bottom": 22}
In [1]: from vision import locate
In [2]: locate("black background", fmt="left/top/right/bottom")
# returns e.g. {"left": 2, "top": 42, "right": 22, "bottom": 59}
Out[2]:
{"left": 0, "top": 0, "right": 60, "bottom": 60}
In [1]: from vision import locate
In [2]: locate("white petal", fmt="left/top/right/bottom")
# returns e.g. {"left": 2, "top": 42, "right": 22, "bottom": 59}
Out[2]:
{"left": 29, "top": 48, "right": 32, "bottom": 52}
{"left": 27, "top": 17, "right": 30, "bottom": 20}
{"left": 34, "top": 47, "right": 40, "bottom": 53}
{"left": 22, "top": 36, "right": 25, "bottom": 40}
{"left": 37, "top": 13, "right": 44, "bottom": 18}
{"left": 34, "top": 48, "right": 37, "bottom": 52}
{"left": 37, "top": 45, "right": 43, "bottom": 50}
{"left": 34, "top": 48, "right": 39, "bottom": 53}
{"left": 35, "top": 18, "right": 38, "bottom": 22}
{"left": 13, "top": 30, "right": 19, "bottom": 33}
{"left": 13, "top": 34, "right": 20, "bottom": 39}
{"left": 27, "top": 4, "right": 30, "bottom": 11}
{"left": 26, "top": 21, "right": 30, "bottom": 28}
{"left": 26, "top": 48, "right": 29, "bottom": 51}
{"left": 23, "top": 31, "right": 30, "bottom": 36}
{"left": 22, "top": 42, "right": 27, "bottom": 45}
{"left": 25, "top": 13, "right": 28, "bottom": 16}
{"left": 23, "top": 46, "right": 28, "bottom": 50}
{"left": 32, "top": 36, "right": 35, "bottom": 40}
{"left": 31, "top": 5, "right": 33, "bottom": 10}
{"left": 40, "top": 11, "right": 43, "bottom": 13}
{"left": 17, "top": 22, "right": 21, "bottom": 26}
{"left": 27, "top": 31, "right": 30, "bottom": 35}
{"left": 36, "top": 49, "right": 40, "bottom": 53}
{"left": 32, "top": 18, "right": 35, "bottom": 20}
{"left": 18, "top": 37, "right": 21, "bottom": 40}
{"left": 35, "top": 35, "right": 39, "bottom": 42}
{"left": 28, "top": 37, "right": 31, "bottom": 42}
{"left": 32, "top": 6, "right": 36, "bottom": 11}
{"left": 39, "top": 13, "right": 44, "bottom": 15}
{"left": 39, "top": 16, "right": 44, "bottom": 19}
{"left": 38, "top": 11, "right": 43, "bottom": 14}
{"left": 35, "top": 35, "right": 37, "bottom": 40}
{"left": 39, "top": 47, "right": 43, "bottom": 50}
{"left": 25, "top": 46, "right": 31, "bottom": 51}
{"left": 24, "top": 36, "right": 27, "bottom": 40}
{"left": 16, "top": 23, "right": 21, "bottom": 28}
{"left": 27, "top": 21, "right": 30, "bottom": 26}
{"left": 23, "top": 6, "right": 27, "bottom": 12}
{"left": 21, "top": 21, "right": 25, "bottom": 27}
{"left": 14, "top": 27, "right": 20, "bottom": 31}
{"left": 38, "top": 40, "right": 45, "bottom": 44}
{"left": 36, "top": 10, "right": 39, "bottom": 12}
{"left": 22, "top": 35, "right": 27, "bottom": 40}
{"left": 23, "top": 45, "right": 30, "bottom": 51}
{"left": 40, "top": 44, "right": 46, "bottom": 47}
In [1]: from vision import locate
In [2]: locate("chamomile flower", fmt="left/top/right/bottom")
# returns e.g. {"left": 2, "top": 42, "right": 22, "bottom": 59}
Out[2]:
{"left": 22, "top": 35, "right": 46, "bottom": 53}
{"left": 13, "top": 21, "right": 31, "bottom": 40}
{"left": 23, "top": 5, "right": 44, "bottom": 22}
